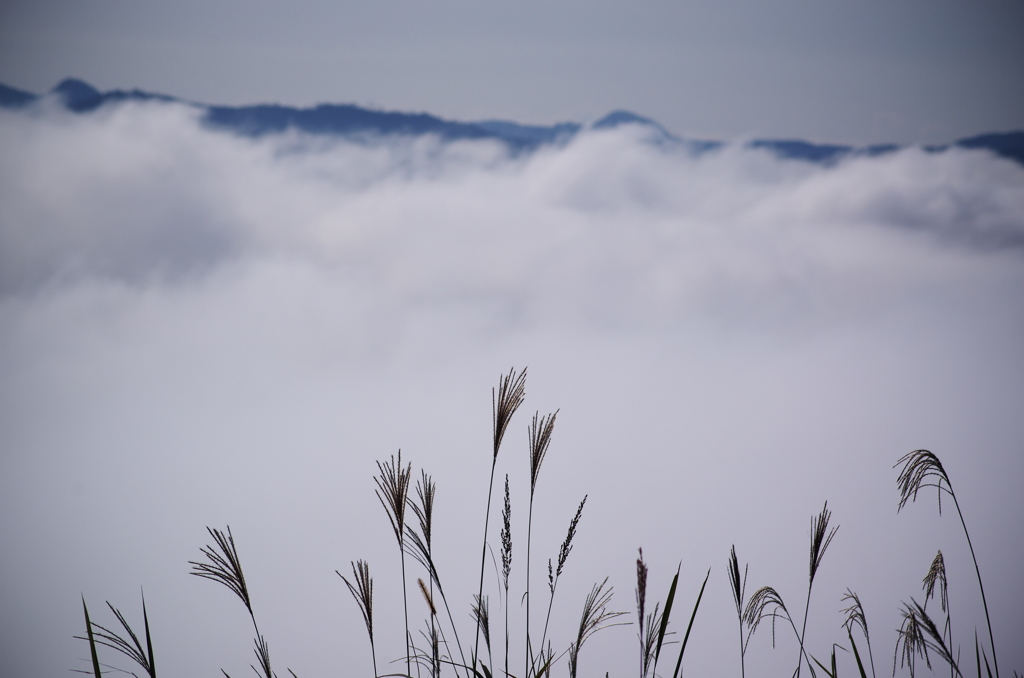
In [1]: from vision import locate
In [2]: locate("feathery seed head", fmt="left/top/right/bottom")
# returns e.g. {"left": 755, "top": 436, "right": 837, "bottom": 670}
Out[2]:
{"left": 809, "top": 501, "right": 839, "bottom": 582}
{"left": 840, "top": 589, "right": 869, "bottom": 642}
{"left": 339, "top": 560, "right": 374, "bottom": 645}
{"left": 374, "top": 451, "right": 412, "bottom": 548}
{"left": 743, "top": 586, "right": 790, "bottom": 647}
{"left": 493, "top": 368, "right": 527, "bottom": 460}
{"left": 189, "top": 526, "right": 252, "bottom": 616}
{"left": 922, "top": 550, "right": 948, "bottom": 613}
{"left": 895, "top": 449, "right": 953, "bottom": 515}
{"left": 417, "top": 578, "right": 437, "bottom": 617}
{"left": 472, "top": 594, "right": 491, "bottom": 652}
{"left": 411, "top": 469, "right": 435, "bottom": 550}
{"left": 895, "top": 600, "right": 930, "bottom": 678}
{"left": 529, "top": 410, "right": 558, "bottom": 495}
{"left": 728, "top": 545, "right": 748, "bottom": 617}
{"left": 635, "top": 548, "right": 648, "bottom": 638}
{"left": 895, "top": 598, "right": 959, "bottom": 678}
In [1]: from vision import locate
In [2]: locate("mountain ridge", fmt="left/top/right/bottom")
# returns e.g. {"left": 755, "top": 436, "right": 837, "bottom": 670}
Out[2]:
{"left": 2, "top": 78, "right": 1022, "bottom": 165}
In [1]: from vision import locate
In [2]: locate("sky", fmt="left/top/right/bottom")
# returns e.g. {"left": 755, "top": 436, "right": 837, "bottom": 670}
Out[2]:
{"left": 1, "top": 0, "right": 1024, "bottom": 144}
{"left": 1, "top": 98, "right": 1023, "bottom": 677}
{"left": 1, "top": 3, "right": 1023, "bottom": 678}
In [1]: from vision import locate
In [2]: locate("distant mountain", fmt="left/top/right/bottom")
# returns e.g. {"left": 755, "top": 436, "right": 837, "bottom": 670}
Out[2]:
{"left": 0, "top": 82, "right": 37, "bottom": 108}
{"left": 2, "top": 78, "right": 1023, "bottom": 166}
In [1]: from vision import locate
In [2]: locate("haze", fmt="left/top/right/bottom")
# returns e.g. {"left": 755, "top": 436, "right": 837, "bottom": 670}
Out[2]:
{"left": 0, "top": 98, "right": 1022, "bottom": 676}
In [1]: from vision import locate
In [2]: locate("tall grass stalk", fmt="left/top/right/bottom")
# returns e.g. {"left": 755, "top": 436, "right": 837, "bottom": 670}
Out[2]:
{"left": 375, "top": 451, "right": 413, "bottom": 677}
{"left": 635, "top": 549, "right": 648, "bottom": 676}
{"left": 795, "top": 502, "right": 839, "bottom": 678}
{"left": 525, "top": 409, "right": 557, "bottom": 678}
{"left": 537, "top": 495, "right": 586, "bottom": 667}
{"left": 923, "top": 550, "right": 954, "bottom": 678}
{"left": 896, "top": 449, "right": 999, "bottom": 678}
{"left": 189, "top": 526, "right": 284, "bottom": 678}
{"left": 474, "top": 368, "right": 526, "bottom": 674}
{"left": 501, "top": 475, "right": 512, "bottom": 678}
{"left": 339, "top": 560, "right": 377, "bottom": 677}
{"left": 634, "top": 548, "right": 665, "bottom": 678}
{"left": 728, "top": 546, "right": 750, "bottom": 678}
{"left": 411, "top": 471, "right": 438, "bottom": 678}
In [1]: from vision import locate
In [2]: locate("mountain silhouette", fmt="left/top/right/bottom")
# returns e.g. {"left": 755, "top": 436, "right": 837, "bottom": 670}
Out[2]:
{"left": 2, "top": 79, "right": 1022, "bottom": 165}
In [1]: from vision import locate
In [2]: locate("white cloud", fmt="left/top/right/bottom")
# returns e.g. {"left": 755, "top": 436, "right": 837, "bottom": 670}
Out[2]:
{"left": 1, "top": 101, "right": 1022, "bottom": 677}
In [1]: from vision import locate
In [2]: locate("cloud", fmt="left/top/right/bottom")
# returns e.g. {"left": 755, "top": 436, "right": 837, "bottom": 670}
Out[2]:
{"left": 1, "top": 101, "right": 1022, "bottom": 677}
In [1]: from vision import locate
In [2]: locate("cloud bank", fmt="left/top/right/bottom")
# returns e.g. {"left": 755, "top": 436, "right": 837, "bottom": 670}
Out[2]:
{"left": 1, "top": 100, "right": 1022, "bottom": 677}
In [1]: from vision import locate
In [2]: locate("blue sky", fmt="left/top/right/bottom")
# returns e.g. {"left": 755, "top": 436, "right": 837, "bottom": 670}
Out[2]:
{"left": 1, "top": 0, "right": 1023, "bottom": 143}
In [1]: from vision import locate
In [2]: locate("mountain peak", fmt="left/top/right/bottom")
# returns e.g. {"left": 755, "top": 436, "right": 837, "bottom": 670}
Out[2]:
{"left": 592, "top": 110, "right": 658, "bottom": 129}
{"left": 591, "top": 110, "right": 677, "bottom": 143}
{"left": 52, "top": 78, "right": 101, "bottom": 108}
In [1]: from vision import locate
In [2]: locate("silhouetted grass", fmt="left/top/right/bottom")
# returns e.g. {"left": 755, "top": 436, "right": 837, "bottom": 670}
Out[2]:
{"left": 841, "top": 589, "right": 876, "bottom": 678}
{"left": 74, "top": 377, "right": 1018, "bottom": 678}
{"left": 896, "top": 450, "right": 1000, "bottom": 678}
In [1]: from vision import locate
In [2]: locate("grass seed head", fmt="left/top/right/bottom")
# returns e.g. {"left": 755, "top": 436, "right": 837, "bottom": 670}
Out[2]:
{"left": 493, "top": 368, "right": 527, "bottom": 459}
{"left": 895, "top": 449, "right": 953, "bottom": 515}
{"left": 411, "top": 469, "right": 435, "bottom": 551}
{"left": 728, "top": 545, "right": 748, "bottom": 617}
{"left": 922, "top": 550, "right": 948, "bottom": 613}
{"left": 743, "top": 586, "right": 790, "bottom": 647}
{"left": 840, "top": 589, "right": 869, "bottom": 642}
{"left": 189, "top": 526, "right": 252, "bottom": 617}
{"left": 374, "top": 451, "right": 412, "bottom": 548}
{"left": 557, "top": 496, "right": 587, "bottom": 578}
{"left": 528, "top": 410, "right": 558, "bottom": 495}
{"left": 472, "top": 594, "right": 491, "bottom": 652}
{"left": 338, "top": 560, "right": 374, "bottom": 645}
{"left": 417, "top": 578, "right": 437, "bottom": 617}
{"left": 809, "top": 501, "right": 839, "bottom": 583}
{"left": 501, "top": 474, "right": 512, "bottom": 590}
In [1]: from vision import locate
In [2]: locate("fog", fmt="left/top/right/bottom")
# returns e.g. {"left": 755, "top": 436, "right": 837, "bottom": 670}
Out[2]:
{"left": 1, "top": 100, "right": 1022, "bottom": 677}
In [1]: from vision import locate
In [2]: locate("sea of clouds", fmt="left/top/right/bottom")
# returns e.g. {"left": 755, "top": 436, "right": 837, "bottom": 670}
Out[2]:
{"left": 1, "top": 98, "right": 1022, "bottom": 677}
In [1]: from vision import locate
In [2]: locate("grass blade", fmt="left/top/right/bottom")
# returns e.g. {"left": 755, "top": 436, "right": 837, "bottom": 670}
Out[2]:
{"left": 976, "top": 633, "right": 981, "bottom": 678}
{"left": 670, "top": 568, "right": 710, "bottom": 678}
{"left": 82, "top": 597, "right": 102, "bottom": 678}
{"left": 143, "top": 592, "right": 155, "bottom": 678}
{"left": 849, "top": 631, "right": 867, "bottom": 678}
{"left": 652, "top": 564, "right": 680, "bottom": 676}
{"left": 812, "top": 653, "right": 835, "bottom": 678}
